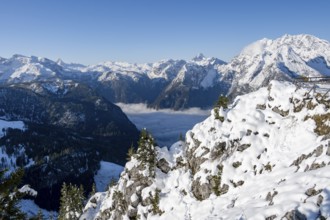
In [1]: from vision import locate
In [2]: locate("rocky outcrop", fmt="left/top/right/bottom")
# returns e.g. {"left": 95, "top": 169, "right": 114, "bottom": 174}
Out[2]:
{"left": 156, "top": 158, "right": 171, "bottom": 174}
{"left": 81, "top": 81, "right": 330, "bottom": 220}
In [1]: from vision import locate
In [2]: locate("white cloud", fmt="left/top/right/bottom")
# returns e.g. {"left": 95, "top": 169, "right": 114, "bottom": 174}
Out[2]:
{"left": 116, "top": 103, "right": 210, "bottom": 115}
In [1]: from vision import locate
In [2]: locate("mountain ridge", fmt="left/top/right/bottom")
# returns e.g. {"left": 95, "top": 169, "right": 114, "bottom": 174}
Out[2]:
{"left": 1, "top": 34, "right": 330, "bottom": 110}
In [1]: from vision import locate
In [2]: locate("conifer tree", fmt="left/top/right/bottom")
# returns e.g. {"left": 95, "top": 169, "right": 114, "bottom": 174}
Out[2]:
{"left": 72, "top": 184, "right": 85, "bottom": 216}
{"left": 58, "top": 182, "right": 68, "bottom": 220}
{"left": 126, "top": 143, "right": 136, "bottom": 161}
{"left": 89, "top": 183, "right": 96, "bottom": 199}
{"left": 215, "top": 95, "right": 229, "bottom": 109}
{"left": 36, "top": 209, "right": 45, "bottom": 220}
{"left": 30, "top": 208, "right": 45, "bottom": 220}
{"left": 107, "top": 178, "right": 117, "bottom": 190}
{"left": 179, "top": 133, "right": 185, "bottom": 142}
{"left": 0, "top": 168, "right": 26, "bottom": 219}
{"left": 136, "top": 129, "right": 157, "bottom": 177}
{"left": 58, "top": 183, "right": 86, "bottom": 220}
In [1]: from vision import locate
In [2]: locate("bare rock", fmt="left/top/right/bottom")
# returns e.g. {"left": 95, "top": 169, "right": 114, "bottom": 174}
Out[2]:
{"left": 326, "top": 145, "right": 330, "bottom": 156}
{"left": 192, "top": 177, "right": 212, "bottom": 201}
{"left": 157, "top": 158, "right": 171, "bottom": 174}
{"left": 314, "top": 145, "right": 323, "bottom": 157}
{"left": 210, "top": 142, "right": 226, "bottom": 160}
{"left": 220, "top": 184, "right": 229, "bottom": 195}
{"left": 127, "top": 207, "right": 137, "bottom": 218}
{"left": 237, "top": 144, "right": 251, "bottom": 152}
{"left": 290, "top": 154, "right": 307, "bottom": 167}
{"left": 272, "top": 106, "right": 289, "bottom": 117}
{"left": 305, "top": 186, "right": 322, "bottom": 197}
{"left": 265, "top": 215, "right": 277, "bottom": 220}
{"left": 256, "top": 104, "right": 266, "bottom": 110}
{"left": 266, "top": 190, "right": 278, "bottom": 206}
{"left": 282, "top": 209, "right": 307, "bottom": 220}
{"left": 309, "top": 161, "right": 326, "bottom": 171}
{"left": 317, "top": 194, "right": 324, "bottom": 206}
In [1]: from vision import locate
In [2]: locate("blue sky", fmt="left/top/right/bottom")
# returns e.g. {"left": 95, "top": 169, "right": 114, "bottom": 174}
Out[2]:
{"left": 1, "top": 0, "right": 329, "bottom": 64}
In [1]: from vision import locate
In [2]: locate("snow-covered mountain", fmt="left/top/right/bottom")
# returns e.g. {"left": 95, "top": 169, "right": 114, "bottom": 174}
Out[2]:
{"left": 81, "top": 80, "right": 330, "bottom": 219}
{"left": 0, "top": 54, "right": 65, "bottom": 83}
{"left": 1, "top": 34, "right": 330, "bottom": 109}
{"left": 224, "top": 34, "right": 330, "bottom": 97}
{"left": 80, "top": 54, "right": 228, "bottom": 109}
{"left": 0, "top": 53, "right": 228, "bottom": 109}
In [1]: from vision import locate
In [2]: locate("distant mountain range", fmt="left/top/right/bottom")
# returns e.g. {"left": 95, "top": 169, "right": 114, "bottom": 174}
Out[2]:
{"left": 1, "top": 34, "right": 329, "bottom": 109}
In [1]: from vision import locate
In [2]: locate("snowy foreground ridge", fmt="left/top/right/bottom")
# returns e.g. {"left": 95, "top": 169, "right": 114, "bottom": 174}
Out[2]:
{"left": 82, "top": 81, "right": 330, "bottom": 220}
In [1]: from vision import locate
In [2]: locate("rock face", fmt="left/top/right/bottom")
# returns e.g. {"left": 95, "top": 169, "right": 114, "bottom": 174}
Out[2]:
{"left": 81, "top": 81, "right": 330, "bottom": 220}
{"left": 0, "top": 82, "right": 139, "bottom": 210}
{"left": 156, "top": 158, "right": 171, "bottom": 174}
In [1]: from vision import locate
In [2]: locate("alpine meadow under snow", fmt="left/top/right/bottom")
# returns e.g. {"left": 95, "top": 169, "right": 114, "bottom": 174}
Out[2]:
{"left": 81, "top": 81, "right": 330, "bottom": 220}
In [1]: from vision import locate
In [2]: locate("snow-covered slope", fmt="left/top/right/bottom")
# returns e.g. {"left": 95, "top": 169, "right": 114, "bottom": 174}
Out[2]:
{"left": 56, "top": 58, "right": 86, "bottom": 72}
{"left": 222, "top": 34, "right": 330, "bottom": 95}
{"left": 0, "top": 119, "right": 25, "bottom": 137}
{"left": 0, "top": 54, "right": 65, "bottom": 83}
{"left": 81, "top": 80, "right": 330, "bottom": 219}
{"left": 0, "top": 119, "right": 32, "bottom": 173}
{"left": 19, "top": 200, "right": 57, "bottom": 219}
{"left": 94, "top": 161, "right": 124, "bottom": 192}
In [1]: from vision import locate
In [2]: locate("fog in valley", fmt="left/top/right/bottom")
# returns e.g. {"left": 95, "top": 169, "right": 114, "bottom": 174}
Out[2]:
{"left": 117, "top": 103, "right": 210, "bottom": 147}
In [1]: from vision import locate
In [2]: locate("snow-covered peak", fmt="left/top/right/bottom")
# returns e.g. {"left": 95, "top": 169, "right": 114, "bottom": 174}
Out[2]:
{"left": 237, "top": 34, "right": 330, "bottom": 63}
{"left": 147, "top": 59, "right": 186, "bottom": 80}
{"left": 84, "top": 61, "right": 151, "bottom": 73}
{"left": 56, "top": 58, "right": 86, "bottom": 71}
{"left": 240, "top": 38, "right": 272, "bottom": 57}
{"left": 271, "top": 34, "right": 330, "bottom": 61}
{"left": 56, "top": 58, "right": 65, "bottom": 65}
{"left": 0, "top": 55, "right": 64, "bottom": 83}
{"left": 191, "top": 53, "right": 226, "bottom": 67}
{"left": 223, "top": 34, "right": 330, "bottom": 90}
{"left": 192, "top": 53, "right": 206, "bottom": 61}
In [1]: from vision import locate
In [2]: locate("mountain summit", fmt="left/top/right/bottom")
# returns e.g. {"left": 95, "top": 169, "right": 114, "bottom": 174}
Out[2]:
{"left": 192, "top": 53, "right": 206, "bottom": 61}
{"left": 224, "top": 34, "right": 330, "bottom": 96}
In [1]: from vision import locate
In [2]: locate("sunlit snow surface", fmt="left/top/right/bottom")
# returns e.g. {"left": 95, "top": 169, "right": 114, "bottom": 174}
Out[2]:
{"left": 94, "top": 161, "right": 124, "bottom": 192}
{"left": 117, "top": 103, "right": 210, "bottom": 147}
{"left": 83, "top": 81, "right": 330, "bottom": 220}
{"left": 0, "top": 119, "right": 25, "bottom": 137}
{"left": 0, "top": 119, "right": 32, "bottom": 173}
{"left": 19, "top": 200, "right": 57, "bottom": 219}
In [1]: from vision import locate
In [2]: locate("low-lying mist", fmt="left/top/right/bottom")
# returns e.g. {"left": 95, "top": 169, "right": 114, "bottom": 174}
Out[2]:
{"left": 117, "top": 103, "right": 210, "bottom": 147}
